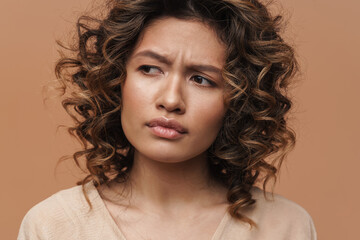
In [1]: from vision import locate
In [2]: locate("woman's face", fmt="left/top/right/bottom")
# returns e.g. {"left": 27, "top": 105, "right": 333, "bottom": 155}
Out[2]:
{"left": 121, "top": 17, "right": 227, "bottom": 163}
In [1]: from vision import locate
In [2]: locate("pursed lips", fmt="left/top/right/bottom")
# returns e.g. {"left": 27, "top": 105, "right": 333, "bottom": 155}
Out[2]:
{"left": 146, "top": 117, "right": 188, "bottom": 134}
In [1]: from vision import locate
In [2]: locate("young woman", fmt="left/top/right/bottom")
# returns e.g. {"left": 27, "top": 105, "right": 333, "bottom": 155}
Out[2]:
{"left": 18, "top": 0, "right": 316, "bottom": 239}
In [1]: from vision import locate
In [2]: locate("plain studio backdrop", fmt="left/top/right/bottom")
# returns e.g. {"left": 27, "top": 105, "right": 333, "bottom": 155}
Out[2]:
{"left": 1, "top": 0, "right": 359, "bottom": 239}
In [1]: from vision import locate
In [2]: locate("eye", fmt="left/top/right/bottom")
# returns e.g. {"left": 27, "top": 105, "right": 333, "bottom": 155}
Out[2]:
{"left": 191, "top": 75, "right": 215, "bottom": 87}
{"left": 138, "top": 65, "right": 162, "bottom": 75}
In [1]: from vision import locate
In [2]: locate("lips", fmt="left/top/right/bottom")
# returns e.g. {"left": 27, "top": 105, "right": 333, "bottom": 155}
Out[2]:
{"left": 146, "top": 117, "right": 188, "bottom": 134}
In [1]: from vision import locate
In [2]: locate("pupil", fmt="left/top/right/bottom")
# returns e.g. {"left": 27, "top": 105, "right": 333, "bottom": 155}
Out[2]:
{"left": 195, "top": 76, "right": 203, "bottom": 83}
{"left": 145, "top": 66, "right": 151, "bottom": 72}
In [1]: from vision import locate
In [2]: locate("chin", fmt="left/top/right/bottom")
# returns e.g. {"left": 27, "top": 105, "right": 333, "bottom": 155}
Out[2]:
{"left": 134, "top": 145, "right": 205, "bottom": 164}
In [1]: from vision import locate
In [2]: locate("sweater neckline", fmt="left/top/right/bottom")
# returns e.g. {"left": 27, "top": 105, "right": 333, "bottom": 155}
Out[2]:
{"left": 85, "top": 181, "right": 230, "bottom": 240}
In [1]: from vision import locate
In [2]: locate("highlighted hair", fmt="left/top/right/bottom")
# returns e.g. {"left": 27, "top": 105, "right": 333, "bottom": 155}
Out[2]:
{"left": 55, "top": 0, "right": 297, "bottom": 226}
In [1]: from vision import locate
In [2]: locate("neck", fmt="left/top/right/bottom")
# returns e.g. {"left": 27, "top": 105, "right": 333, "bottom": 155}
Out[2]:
{"left": 105, "top": 150, "right": 227, "bottom": 216}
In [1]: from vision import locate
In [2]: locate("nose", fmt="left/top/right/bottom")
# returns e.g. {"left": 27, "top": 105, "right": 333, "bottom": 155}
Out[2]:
{"left": 155, "top": 73, "right": 186, "bottom": 114}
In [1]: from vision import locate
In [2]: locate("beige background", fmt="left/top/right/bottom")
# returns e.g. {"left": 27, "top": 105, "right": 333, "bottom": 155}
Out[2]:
{"left": 1, "top": 0, "right": 359, "bottom": 239}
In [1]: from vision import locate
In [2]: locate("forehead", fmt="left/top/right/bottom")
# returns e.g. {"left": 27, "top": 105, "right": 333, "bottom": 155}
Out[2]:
{"left": 131, "top": 17, "right": 226, "bottom": 66}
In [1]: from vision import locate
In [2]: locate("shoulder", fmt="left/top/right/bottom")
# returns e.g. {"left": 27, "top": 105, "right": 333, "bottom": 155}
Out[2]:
{"left": 222, "top": 188, "right": 317, "bottom": 240}
{"left": 250, "top": 187, "right": 317, "bottom": 239}
{"left": 17, "top": 183, "right": 98, "bottom": 240}
{"left": 250, "top": 187, "right": 314, "bottom": 223}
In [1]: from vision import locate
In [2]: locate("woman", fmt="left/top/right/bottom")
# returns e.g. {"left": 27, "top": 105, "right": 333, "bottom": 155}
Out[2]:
{"left": 18, "top": 0, "right": 316, "bottom": 239}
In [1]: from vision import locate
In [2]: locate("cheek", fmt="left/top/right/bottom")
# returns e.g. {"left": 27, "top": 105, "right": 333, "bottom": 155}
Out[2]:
{"left": 196, "top": 90, "right": 226, "bottom": 119}
{"left": 121, "top": 78, "right": 152, "bottom": 151}
{"left": 184, "top": 98, "right": 225, "bottom": 157}
{"left": 121, "top": 77, "right": 151, "bottom": 117}
{"left": 190, "top": 94, "right": 227, "bottom": 136}
{"left": 121, "top": 78, "right": 146, "bottom": 139}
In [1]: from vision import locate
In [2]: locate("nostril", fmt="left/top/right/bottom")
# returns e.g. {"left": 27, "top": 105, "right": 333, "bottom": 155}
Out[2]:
{"left": 159, "top": 104, "right": 182, "bottom": 113}
{"left": 157, "top": 102, "right": 185, "bottom": 114}
{"left": 156, "top": 87, "right": 186, "bottom": 114}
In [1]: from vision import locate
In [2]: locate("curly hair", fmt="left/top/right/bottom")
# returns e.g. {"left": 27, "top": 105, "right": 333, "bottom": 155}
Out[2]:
{"left": 55, "top": 0, "right": 297, "bottom": 226}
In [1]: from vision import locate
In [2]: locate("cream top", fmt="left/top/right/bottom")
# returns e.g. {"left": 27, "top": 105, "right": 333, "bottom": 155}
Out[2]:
{"left": 18, "top": 182, "right": 316, "bottom": 240}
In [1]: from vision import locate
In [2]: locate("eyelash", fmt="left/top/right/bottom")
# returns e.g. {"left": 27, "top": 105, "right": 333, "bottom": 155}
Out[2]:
{"left": 190, "top": 75, "right": 215, "bottom": 87}
{"left": 138, "top": 65, "right": 216, "bottom": 87}
{"left": 138, "top": 65, "right": 162, "bottom": 75}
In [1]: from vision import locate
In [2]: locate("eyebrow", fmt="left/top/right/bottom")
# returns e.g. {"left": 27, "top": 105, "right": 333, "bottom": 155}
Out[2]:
{"left": 132, "top": 50, "right": 222, "bottom": 74}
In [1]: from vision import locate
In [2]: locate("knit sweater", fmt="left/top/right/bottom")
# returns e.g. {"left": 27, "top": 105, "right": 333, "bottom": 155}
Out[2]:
{"left": 18, "top": 182, "right": 316, "bottom": 240}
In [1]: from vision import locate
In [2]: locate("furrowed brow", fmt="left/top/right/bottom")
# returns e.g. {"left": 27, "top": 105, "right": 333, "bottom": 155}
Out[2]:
{"left": 132, "top": 50, "right": 223, "bottom": 75}
{"left": 132, "top": 50, "right": 171, "bottom": 65}
{"left": 190, "top": 64, "right": 222, "bottom": 74}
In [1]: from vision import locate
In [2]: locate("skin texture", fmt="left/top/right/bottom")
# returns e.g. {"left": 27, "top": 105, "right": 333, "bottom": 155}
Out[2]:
{"left": 99, "top": 18, "right": 231, "bottom": 240}
{"left": 121, "top": 17, "right": 227, "bottom": 164}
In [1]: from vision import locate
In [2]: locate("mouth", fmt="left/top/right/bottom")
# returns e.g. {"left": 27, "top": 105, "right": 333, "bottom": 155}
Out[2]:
{"left": 146, "top": 117, "right": 188, "bottom": 139}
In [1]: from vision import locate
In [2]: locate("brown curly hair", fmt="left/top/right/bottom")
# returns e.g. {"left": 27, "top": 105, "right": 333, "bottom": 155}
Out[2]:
{"left": 55, "top": 0, "right": 297, "bottom": 226}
